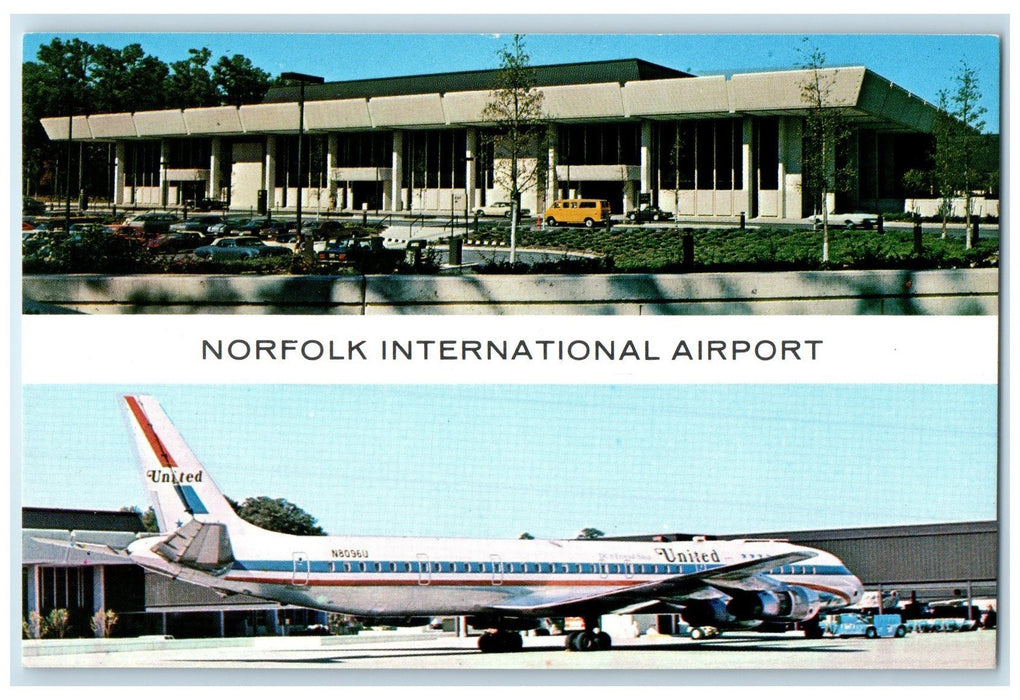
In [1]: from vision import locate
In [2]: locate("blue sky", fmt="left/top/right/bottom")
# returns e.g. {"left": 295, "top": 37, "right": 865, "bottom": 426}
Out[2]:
{"left": 20, "top": 29, "right": 1001, "bottom": 133}
{"left": 21, "top": 384, "right": 998, "bottom": 539}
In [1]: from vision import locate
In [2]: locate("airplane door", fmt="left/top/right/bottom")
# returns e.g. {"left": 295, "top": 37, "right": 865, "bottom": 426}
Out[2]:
{"left": 417, "top": 554, "right": 431, "bottom": 585}
{"left": 292, "top": 552, "right": 310, "bottom": 586}
{"left": 490, "top": 555, "right": 503, "bottom": 585}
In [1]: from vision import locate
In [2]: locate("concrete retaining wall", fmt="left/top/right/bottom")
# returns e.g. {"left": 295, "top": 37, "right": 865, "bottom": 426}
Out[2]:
{"left": 23, "top": 269, "right": 998, "bottom": 315}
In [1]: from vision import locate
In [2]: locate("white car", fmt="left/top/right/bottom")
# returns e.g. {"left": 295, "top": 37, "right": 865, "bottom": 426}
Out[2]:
{"left": 475, "top": 201, "right": 531, "bottom": 218}
{"left": 809, "top": 212, "right": 878, "bottom": 230}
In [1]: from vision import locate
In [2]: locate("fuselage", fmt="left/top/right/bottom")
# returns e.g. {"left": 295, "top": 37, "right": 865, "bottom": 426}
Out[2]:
{"left": 129, "top": 529, "right": 862, "bottom": 618}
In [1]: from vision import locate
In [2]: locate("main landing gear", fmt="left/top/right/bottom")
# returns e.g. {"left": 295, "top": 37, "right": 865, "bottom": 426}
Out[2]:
{"left": 564, "top": 617, "right": 612, "bottom": 652}
{"left": 478, "top": 629, "right": 524, "bottom": 653}
{"left": 688, "top": 626, "right": 721, "bottom": 640}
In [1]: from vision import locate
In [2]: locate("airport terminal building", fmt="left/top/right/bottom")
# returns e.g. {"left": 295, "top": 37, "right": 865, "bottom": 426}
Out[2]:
{"left": 22, "top": 507, "right": 996, "bottom": 639}
{"left": 40, "top": 59, "right": 940, "bottom": 221}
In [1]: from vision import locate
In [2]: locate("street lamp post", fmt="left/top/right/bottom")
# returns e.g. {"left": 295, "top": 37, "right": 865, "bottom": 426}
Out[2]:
{"left": 281, "top": 72, "right": 325, "bottom": 262}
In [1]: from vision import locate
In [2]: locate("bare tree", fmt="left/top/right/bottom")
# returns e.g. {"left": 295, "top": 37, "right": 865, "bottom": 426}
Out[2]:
{"left": 798, "top": 43, "right": 856, "bottom": 263}
{"left": 482, "top": 34, "right": 547, "bottom": 264}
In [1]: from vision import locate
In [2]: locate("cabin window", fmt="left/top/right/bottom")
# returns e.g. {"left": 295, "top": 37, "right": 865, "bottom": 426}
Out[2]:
{"left": 343, "top": 562, "right": 351, "bottom": 573}
{"left": 358, "top": 562, "right": 366, "bottom": 572}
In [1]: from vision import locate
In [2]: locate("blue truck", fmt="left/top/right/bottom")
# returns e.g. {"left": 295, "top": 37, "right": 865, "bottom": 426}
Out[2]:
{"left": 822, "top": 613, "right": 908, "bottom": 639}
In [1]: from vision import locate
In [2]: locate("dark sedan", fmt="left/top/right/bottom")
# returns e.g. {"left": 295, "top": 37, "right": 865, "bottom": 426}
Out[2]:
{"left": 625, "top": 205, "right": 674, "bottom": 223}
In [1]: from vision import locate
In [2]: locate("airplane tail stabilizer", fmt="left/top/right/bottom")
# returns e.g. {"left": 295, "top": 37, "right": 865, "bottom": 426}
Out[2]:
{"left": 123, "top": 395, "right": 247, "bottom": 534}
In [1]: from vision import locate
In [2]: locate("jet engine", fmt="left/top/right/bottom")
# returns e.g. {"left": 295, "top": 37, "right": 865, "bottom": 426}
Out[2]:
{"left": 681, "top": 587, "right": 822, "bottom": 629}
{"left": 725, "top": 587, "right": 822, "bottom": 623}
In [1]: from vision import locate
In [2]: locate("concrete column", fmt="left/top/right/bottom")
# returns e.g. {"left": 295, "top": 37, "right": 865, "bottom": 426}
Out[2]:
{"left": 465, "top": 128, "right": 477, "bottom": 213}
{"left": 93, "top": 566, "right": 106, "bottom": 614}
{"left": 624, "top": 180, "right": 637, "bottom": 213}
{"left": 640, "top": 119, "right": 653, "bottom": 197}
{"left": 778, "top": 118, "right": 788, "bottom": 218}
{"left": 159, "top": 139, "right": 170, "bottom": 207}
{"left": 783, "top": 118, "right": 804, "bottom": 218}
{"left": 113, "top": 141, "right": 126, "bottom": 206}
{"left": 547, "top": 127, "right": 559, "bottom": 206}
{"left": 209, "top": 137, "right": 222, "bottom": 201}
{"left": 327, "top": 133, "right": 339, "bottom": 210}
{"left": 391, "top": 130, "right": 404, "bottom": 212}
{"left": 742, "top": 117, "right": 755, "bottom": 218}
{"left": 264, "top": 135, "right": 277, "bottom": 209}
{"left": 25, "top": 565, "right": 40, "bottom": 617}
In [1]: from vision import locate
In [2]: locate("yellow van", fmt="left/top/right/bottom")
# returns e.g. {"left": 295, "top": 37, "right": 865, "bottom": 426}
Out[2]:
{"left": 543, "top": 199, "right": 612, "bottom": 228}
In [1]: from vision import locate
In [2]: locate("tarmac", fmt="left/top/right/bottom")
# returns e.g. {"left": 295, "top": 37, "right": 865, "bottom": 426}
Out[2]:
{"left": 19, "top": 629, "right": 998, "bottom": 676}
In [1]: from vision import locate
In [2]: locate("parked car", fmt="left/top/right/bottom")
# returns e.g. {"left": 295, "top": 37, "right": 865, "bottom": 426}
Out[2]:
{"left": 190, "top": 197, "right": 228, "bottom": 212}
{"left": 625, "top": 205, "right": 674, "bottom": 223}
{"left": 123, "top": 211, "right": 180, "bottom": 234}
{"left": 318, "top": 236, "right": 400, "bottom": 269}
{"left": 193, "top": 236, "right": 292, "bottom": 260}
{"left": 207, "top": 217, "right": 254, "bottom": 236}
{"left": 170, "top": 215, "right": 225, "bottom": 234}
{"left": 147, "top": 232, "right": 209, "bottom": 254}
{"left": 809, "top": 212, "right": 878, "bottom": 230}
{"left": 23, "top": 196, "right": 47, "bottom": 215}
{"left": 475, "top": 201, "right": 531, "bottom": 218}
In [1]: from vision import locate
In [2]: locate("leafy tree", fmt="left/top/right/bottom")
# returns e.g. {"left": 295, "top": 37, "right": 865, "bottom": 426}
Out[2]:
{"left": 943, "top": 61, "right": 988, "bottom": 249}
{"left": 22, "top": 38, "right": 273, "bottom": 197}
{"left": 213, "top": 54, "right": 272, "bottom": 106}
{"left": 576, "top": 527, "right": 604, "bottom": 540}
{"left": 518, "top": 532, "right": 535, "bottom": 540}
{"left": 931, "top": 89, "right": 958, "bottom": 238}
{"left": 120, "top": 505, "right": 160, "bottom": 533}
{"left": 482, "top": 34, "right": 547, "bottom": 263}
{"left": 798, "top": 43, "right": 856, "bottom": 263}
{"left": 230, "top": 496, "right": 327, "bottom": 536}
{"left": 166, "top": 48, "right": 219, "bottom": 109}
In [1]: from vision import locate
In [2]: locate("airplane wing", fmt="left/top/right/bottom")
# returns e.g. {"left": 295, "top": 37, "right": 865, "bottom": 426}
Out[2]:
{"left": 489, "top": 550, "right": 816, "bottom": 617}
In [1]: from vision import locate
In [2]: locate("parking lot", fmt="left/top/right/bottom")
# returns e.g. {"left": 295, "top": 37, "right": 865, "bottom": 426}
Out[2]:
{"left": 22, "top": 629, "right": 997, "bottom": 672}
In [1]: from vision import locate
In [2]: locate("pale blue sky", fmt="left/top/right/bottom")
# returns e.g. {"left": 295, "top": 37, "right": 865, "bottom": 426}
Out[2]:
{"left": 21, "top": 384, "right": 998, "bottom": 539}
{"left": 20, "top": 29, "right": 1001, "bottom": 132}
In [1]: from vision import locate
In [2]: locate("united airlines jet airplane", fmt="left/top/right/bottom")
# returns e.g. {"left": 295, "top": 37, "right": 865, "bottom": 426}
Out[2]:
{"left": 55, "top": 395, "right": 864, "bottom": 652}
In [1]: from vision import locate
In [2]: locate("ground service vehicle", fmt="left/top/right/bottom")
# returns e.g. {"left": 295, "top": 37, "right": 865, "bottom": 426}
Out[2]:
{"left": 823, "top": 612, "right": 907, "bottom": 638}
{"left": 544, "top": 199, "right": 612, "bottom": 228}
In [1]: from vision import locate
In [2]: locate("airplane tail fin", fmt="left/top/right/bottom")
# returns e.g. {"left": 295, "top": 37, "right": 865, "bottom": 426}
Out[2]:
{"left": 123, "top": 395, "right": 247, "bottom": 534}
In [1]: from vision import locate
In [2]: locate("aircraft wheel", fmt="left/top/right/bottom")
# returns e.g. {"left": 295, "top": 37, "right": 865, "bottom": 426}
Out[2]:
{"left": 505, "top": 631, "right": 523, "bottom": 651}
{"left": 479, "top": 632, "right": 498, "bottom": 653}
{"left": 690, "top": 627, "right": 705, "bottom": 640}
{"left": 596, "top": 631, "right": 612, "bottom": 650}
{"left": 572, "top": 630, "right": 598, "bottom": 652}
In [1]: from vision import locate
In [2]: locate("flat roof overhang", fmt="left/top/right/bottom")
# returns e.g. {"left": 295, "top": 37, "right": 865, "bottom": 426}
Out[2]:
{"left": 41, "top": 66, "right": 940, "bottom": 143}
